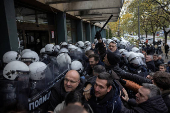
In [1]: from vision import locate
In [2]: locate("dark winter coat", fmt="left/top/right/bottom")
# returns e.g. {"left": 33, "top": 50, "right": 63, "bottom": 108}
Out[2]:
{"left": 162, "top": 90, "right": 170, "bottom": 113}
{"left": 121, "top": 95, "right": 168, "bottom": 113}
{"left": 95, "top": 41, "right": 106, "bottom": 61}
{"left": 165, "top": 45, "right": 169, "bottom": 53}
{"left": 150, "top": 46, "right": 155, "bottom": 55}
{"left": 146, "top": 60, "right": 156, "bottom": 72}
{"left": 111, "top": 65, "right": 152, "bottom": 85}
{"left": 88, "top": 81, "right": 121, "bottom": 113}
{"left": 166, "top": 66, "right": 170, "bottom": 73}
{"left": 48, "top": 78, "right": 85, "bottom": 111}
{"left": 154, "top": 59, "right": 162, "bottom": 71}
{"left": 160, "top": 58, "right": 164, "bottom": 64}
{"left": 128, "top": 65, "right": 148, "bottom": 78}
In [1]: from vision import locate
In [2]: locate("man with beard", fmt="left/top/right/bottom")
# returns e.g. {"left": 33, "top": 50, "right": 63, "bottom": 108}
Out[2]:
{"left": 85, "top": 54, "right": 104, "bottom": 76}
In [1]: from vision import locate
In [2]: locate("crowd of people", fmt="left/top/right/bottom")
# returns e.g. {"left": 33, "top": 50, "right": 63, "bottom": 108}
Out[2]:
{"left": 0, "top": 34, "right": 170, "bottom": 113}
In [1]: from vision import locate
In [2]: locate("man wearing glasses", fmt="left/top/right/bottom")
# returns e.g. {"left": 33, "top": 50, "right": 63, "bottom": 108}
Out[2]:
{"left": 48, "top": 70, "right": 85, "bottom": 111}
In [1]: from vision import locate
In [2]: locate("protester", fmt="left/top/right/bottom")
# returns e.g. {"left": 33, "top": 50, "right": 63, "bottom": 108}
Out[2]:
{"left": 121, "top": 83, "right": 168, "bottom": 113}
{"left": 153, "top": 54, "right": 162, "bottom": 71}
{"left": 165, "top": 43, "right": 169, "bottom": 59}
{"left": 85, "top": 54, "right": 104, "bottom": 76}
{"left": 48, "top": 70, "right": 85, "bottom": 111}
{"left": 159, "top": 64, "right": 167, "bottom": 72}
{"left": 152, "top": 71, "right": 170, "bottom": 112}
{"left": 87, "top": 72, "right": 121, "bottom": 113}
{"left": 158, "top": 55, "right": 164, "bottom": 64}
{"left": 146, "top": 55, "right": 156, "bottom": 72}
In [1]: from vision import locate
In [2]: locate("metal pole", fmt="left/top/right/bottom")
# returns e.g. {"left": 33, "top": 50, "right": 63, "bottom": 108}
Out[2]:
{"left": 119, "top": 17, "right": 120, "bottom": 37}
{"left": 108, "top": 28, "right": 109, "bottom": 38}
{"left": 138, "top": 0, "right": 140, "bottom": 41}
{"left": 118, "top": 18, "right": 120, "bottom": 37}
{"left": 99, "top": 14, "right": 113, "bottom": 33}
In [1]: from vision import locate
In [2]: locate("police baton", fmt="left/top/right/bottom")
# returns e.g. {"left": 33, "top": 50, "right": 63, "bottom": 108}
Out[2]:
{"left": 98, "top": 14, "right": 113, "bottom": 33}
{"left": 95, "top": 14, "right": 113, "bottom": 40}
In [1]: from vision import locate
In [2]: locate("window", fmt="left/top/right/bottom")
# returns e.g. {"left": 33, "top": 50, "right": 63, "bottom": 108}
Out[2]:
{"left": 15, "top": 5, "right": 48, "bottom": 25}
{"left": 67, "top": 19, "right": 72, "bottom": 43}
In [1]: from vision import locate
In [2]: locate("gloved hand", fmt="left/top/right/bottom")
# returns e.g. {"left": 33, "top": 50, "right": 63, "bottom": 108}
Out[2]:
{"left": 95, "top": 31, "right": 102, "bottom": 40}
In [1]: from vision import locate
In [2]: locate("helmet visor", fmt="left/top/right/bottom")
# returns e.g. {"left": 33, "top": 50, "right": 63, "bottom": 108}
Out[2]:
{"left": 129, "top": 57, "right": 144, "bottom": 65}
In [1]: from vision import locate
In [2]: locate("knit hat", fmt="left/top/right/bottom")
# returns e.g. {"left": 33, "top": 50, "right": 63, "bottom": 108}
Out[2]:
{"left": 107, "top": 52, "right": 120, "bottom": 66}
{"left": 168, "top": 61, "right": 170, "bottom": 64}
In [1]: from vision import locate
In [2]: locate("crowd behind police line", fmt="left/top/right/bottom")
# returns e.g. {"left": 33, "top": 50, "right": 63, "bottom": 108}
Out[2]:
{"left": 0, "top": 34, "right": 170, "bottom": 113}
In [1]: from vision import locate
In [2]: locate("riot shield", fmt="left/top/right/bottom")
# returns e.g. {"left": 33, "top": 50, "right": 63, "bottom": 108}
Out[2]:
{"left": 48, "top": 55, "right": 70, "bottom": 78}
{"left": 16, "top": 74, "right": 30, "bottom": 110}
{"left": 48, "top": 56, "right": 59, "bottom": 78}
{"left": 0, "top": 73, "right": 30, "bottom": 112}
{"left": 69, "top": 48, "right": 84, "bottom": 61}
{"left": 56, "top": 53, "right": 71, "bottom": 73}
{"left": 28, "top": 61, "right": 69, "bottom": 112}
{"left": 29, "top": 65, "right": 50, "bottom": 96}
{"left": 0, "top": 80, "right": 17, "bottom": 111}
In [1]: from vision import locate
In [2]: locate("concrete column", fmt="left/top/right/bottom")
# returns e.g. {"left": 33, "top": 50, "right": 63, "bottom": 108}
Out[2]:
{"left": 71, "top": 20, "right": 77, "bottom": 44}
{"left": 95, "top": 26, "right": 98, "bottom": 33}
{"left": 103, "top": 29, "right": 106, "bottom": 38}
{"left": 47, "top": 13, "right": 56, "bottom": 43}
{"left": 82, "top": 23, "right": 86, "bottom": 41}
{"left": 101, "top": 30, "right": 104, "bottom": 38}
{"left": 56, "top": 12, "right": 67, "bottom": 44}
{"left": 86, "top": 23, "right": 91, "bottom": 42}
{"left": 76, "top": 20, "right": 83, "bottom": 41}
{"left": 91, "top": 25, "right": 96, "bottom": 42}
{"left": 0, "top": 0, "right": 18, "bottom": 59}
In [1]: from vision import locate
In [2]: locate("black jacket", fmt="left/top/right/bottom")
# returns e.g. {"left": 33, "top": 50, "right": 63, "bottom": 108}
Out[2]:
{"left": 95, "top": 41, "right": 106, "bottom": 61}
{"left": 121, "top": 95, "right": 168, "bottom": 113}
{"left": 128, "top": 65, "right": 148, "bottom": 78}
{"left": 160, "top": 58, "right": 164, "bottom": 64}
{"left": 165, "top": 45, "right": 169, "bottom": 53}
{"left": 48, "top": 78, "right": 85, "bottom": 111}
{"left": 150, "top": 46, "right": 155, "bottom": 55}
{"left": 154, "top": 60, "right": 162, "bottom": 71}
{"left": 111, "top": 65, "right": 152, "bottom": 85}
{"left": 146, "top": 60, "right": 156, "bottom": 72}
{"left": 162, "top": 90, "right": 170, "bottom": 113}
